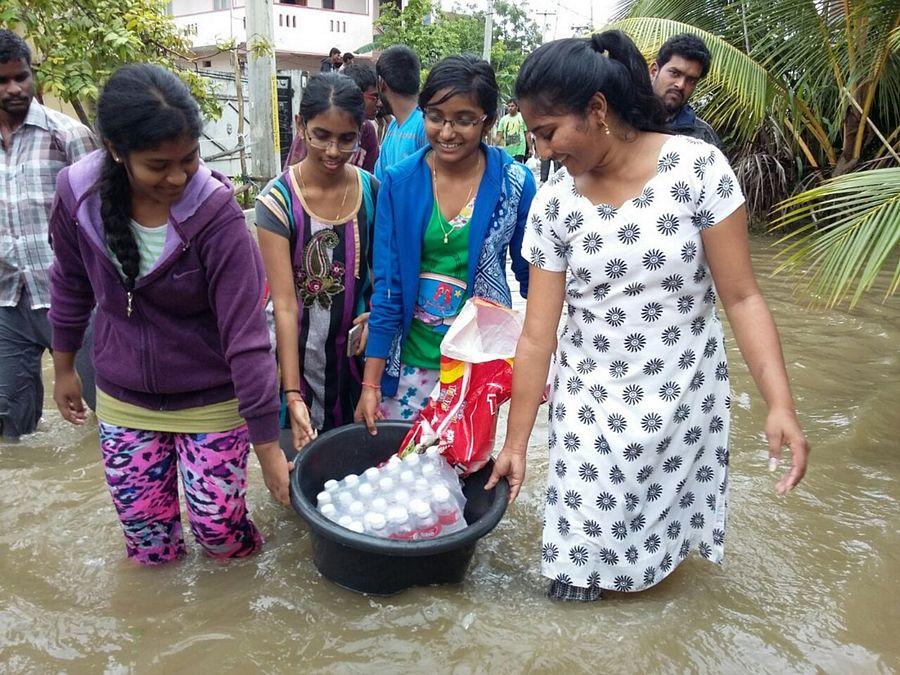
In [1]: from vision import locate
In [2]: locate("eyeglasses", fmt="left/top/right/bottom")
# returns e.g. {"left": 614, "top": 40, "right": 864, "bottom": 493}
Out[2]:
{"left": 304, "top": 129, "right": 360, "bottom": 153}
{"left": 424, "top": 110, "right": 487, "bottom": 130}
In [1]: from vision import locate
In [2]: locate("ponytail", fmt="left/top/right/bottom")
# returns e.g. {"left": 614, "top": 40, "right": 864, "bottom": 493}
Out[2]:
{"left": 515, "top": 30, "right": 665, "bottom": 131}
{"left": 98, "top": 154, "right": 140, "bottom": 290}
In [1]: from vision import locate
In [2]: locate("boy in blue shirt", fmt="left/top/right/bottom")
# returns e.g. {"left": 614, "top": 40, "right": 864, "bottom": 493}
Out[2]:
{"left": 374, "top": 45, "right": 428, "bottom": 180}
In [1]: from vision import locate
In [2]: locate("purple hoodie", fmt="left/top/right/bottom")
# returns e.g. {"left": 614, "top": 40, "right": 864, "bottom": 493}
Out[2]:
{"left": 49, "top": 151, "right": 279, "bottom": 444}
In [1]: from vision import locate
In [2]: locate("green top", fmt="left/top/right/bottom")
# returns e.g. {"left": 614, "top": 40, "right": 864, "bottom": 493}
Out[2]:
{"left": 497, "top": 113, "right": 527, "bottom": 157}
{"left": 400, "top": 196, "right": 474, "bottom": 369}
{"left": 108, "top": 219, "right": 168, "bottom": 279}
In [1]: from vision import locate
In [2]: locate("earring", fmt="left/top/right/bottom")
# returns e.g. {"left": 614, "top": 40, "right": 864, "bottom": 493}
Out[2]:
{"left": 112, "top": 155, "right": 122, "bottom": 163}
{"left": 601, "top": 120, "right": 611, "bottom": 136}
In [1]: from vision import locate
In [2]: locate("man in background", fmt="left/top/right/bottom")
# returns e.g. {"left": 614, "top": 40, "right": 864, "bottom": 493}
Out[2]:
{"left": 650, "top": 34, "right": 721, "bottom": 147}
{"left": 320, "top": 47, "right": 342, "bottom": 73}
{"left": 373, "top": 44, "right": 428, "bottom": 180}
{"left": 342, "top": 63, "right": 380, "bottom": 174}
{"left": 0, "top": 30, "right": 96, "bottom": 438}
{"left": 494, "top": 99, "right": 531, "bottom": 163}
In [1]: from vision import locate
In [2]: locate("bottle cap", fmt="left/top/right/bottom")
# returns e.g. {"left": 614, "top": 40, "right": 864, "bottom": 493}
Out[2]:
{"left": 320, "top": 503, "right": 337, "bottom": 518}
{"left": 364, "top": 512, "right": 387, "bottom": 530}
{"left": 378, "top": 476, "right": 394, "bottom": 492}
{"left": 343, "top": 474, "right": 360, "bottom": 488}
{"left": 392, "top": 488, "right": 410, "bottom": 504}
{"left": 324, "top": 479, "right": 339, "bottom": 491}
{"left": 404, "top": 453, "right": 421, "bottom": 467}
{"left": 421, "top": 464, "right": 437, "bottom": 478}
{"left": 364, "top": 467, "right": 380, "bottom": 481}
{"left": 371, "top": 497, "right": 388, "bottom": 512}
{"left": 316, "top": 491, "right": 332, "bottom": 505}
{"left": 432, "top": 485, "right": 451, "bottom": 501}
{"left": 348, "top": 521, "right": 365, "bottom": 534}
{"left": 338, "top": 515, "right": 353, "bottom": 527}
{"left": 337, "top": 491, "right": 354, "bottom": 506}
{"left": 358, "top": 483, "right": 374, "bottom": 499}
{"left": 387, "top": 456, "right": 402, "bottom": 467}
{"left": 399, "top": 470, "right": 415, "bottom": 484}
{"left": 409, "top": 498, "right": 430, "bottom": 518}
{"left": 349, "top": 501, "right": 365, "bottom": 516}
{"left": 425, "top": 447, "right": 441, "bottom": 458}
{"left": 387, "top": 506, "right": 408, "bottom": 524}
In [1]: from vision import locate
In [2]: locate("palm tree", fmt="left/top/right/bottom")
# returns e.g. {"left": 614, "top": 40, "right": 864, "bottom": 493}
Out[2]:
{"left": 608, "top": 0, "right": 899, "bottom": 307}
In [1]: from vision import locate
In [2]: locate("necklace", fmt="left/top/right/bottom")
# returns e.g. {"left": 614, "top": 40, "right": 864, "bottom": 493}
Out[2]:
{"left": 431, "top": 153, "right": 481, "bottom": 244}
{"left": 297, "top": 163, "right": 354, "bottom": 222}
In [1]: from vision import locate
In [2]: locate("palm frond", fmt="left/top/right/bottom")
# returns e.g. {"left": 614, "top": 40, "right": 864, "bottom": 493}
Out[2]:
{"left": 771, "top": 167, "right": 900, "bottom": 306}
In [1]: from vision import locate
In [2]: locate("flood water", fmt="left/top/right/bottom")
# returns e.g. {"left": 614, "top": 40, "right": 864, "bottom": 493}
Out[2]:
{"left": 2, "top": 236, "right": 898, "bottom": 673}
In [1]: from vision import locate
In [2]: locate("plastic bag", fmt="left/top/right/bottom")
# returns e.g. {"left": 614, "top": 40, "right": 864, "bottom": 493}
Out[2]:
{"left": 398, "top": 298, "right": 524, "bottom": 476}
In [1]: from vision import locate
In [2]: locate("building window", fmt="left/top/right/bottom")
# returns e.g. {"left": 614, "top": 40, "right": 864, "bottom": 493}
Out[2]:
{"left": 330, "top": 20, "right": 334, "bottom": 30}
{"left": 203, "top": 60, "right": 212, "bottom": 67}
{"left": 292, "top": 16, "right": 297, "bottom": 27}
{"left": 213, "top": 0, "right": 229, "bottom": 9}
{"left": 342, "top": 21, "right": 346, "bottom": 31}
{"left": 323, "top": 0, "right": 334, "bottom": 8}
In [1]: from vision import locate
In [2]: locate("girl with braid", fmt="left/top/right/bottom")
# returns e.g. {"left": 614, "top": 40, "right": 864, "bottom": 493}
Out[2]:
{"left": 48, "top": 64, "right": 288, "bottom": 566}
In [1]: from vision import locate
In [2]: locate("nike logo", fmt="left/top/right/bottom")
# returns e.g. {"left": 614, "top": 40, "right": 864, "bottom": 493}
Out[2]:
{"left": 172, "top": 268, "right": 201, "bottom": 280}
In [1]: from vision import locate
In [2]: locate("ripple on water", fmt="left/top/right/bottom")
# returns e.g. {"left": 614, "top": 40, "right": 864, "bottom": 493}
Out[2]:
{"left": 1, "top": 236, "right": 898, "bottom": 671}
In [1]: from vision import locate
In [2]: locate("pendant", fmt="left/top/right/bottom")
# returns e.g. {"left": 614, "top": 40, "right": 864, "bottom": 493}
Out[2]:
{"left": 443, "top": 234, "right": 449, "bottom": 244}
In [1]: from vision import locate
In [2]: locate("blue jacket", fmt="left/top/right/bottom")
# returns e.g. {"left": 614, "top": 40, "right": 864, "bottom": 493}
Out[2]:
{"left": 366, "top": 143, "right": 536, "bottom": 397}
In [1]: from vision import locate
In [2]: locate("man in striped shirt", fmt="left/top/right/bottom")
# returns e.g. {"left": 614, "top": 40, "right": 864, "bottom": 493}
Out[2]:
{"left": 0, "top": 30, "right": 97, "bottom": 439}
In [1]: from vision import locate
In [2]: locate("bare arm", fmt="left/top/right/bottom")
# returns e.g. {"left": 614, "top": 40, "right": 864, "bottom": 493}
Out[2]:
{"left": 486, "top": 266, "right": 566, "bottom": 501}
{"left": 702, "top": 207, "right": 810, "bottom": 493}
{"left": 257, "top": 227, "right": 316, "bottom": 449}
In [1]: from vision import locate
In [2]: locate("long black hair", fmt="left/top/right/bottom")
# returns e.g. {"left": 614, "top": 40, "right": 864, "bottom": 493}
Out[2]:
{"left": 95, "top": 64, "right": 202, "bottom": 291}
{"left": 515, "top": 30, "right": 665, "bottom": 131}
{"left": 299, "top": 72, "right": 364, "bottom": 127}
{"left": 419, "top": 55, "right": 499, "bottom": 128}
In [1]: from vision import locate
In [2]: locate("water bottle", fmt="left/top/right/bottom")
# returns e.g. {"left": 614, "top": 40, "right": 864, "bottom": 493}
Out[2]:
{"left": 403, "top": 452, "right": 422, "bottom": 469}
{"left": 348, "top": 500, "right": 366, "bottom": 519}
{"left": 316, "top": 490, "right": 332, "bottom": 507}
{"left": 371, "top": 497, "right": 388, "bottom": 514}
{"left": 357, "top": 483, "right": 375, "bottom": 501}
{"left": 319, "top": 503, "right": 338, "bottom": 522}
{"left": 364, "top": 512, "right": 388, "bottom": 538}
{"left": 432, "top": 485, "right": 466, "bottom": 534}
{"left": 391, "top": 488, "right": 411, "bottom": 506}
{"left": 409, "top": 499, "right": 441, "bottom": 540}
{"left": 336, "top": 491, "right": 355, "bottom": 510}
{"left": 399, "top": 470, "right": 416, "bottom": 488}
{"left": 347, "top": 521, "right": 365, "bottom": 534}
{"left": 323, "top": 479, "right": 340, "bottom": 492}
{"left": 384, "top": 456, "right": 402, "bottom": 475}
{"left": 338, "top": 515, "right": 353, "bottom": 529}
{"left": 363, "top": 467, "right": 380, "bottom": 483}
{"left": 378, "top": 476, "right": 395, "bottom": 494}
{"left": 342, "top": 474, "right": 360, "bottom": 491}
{"left": 386, "top": 506, "right": 413, "bottom": 540}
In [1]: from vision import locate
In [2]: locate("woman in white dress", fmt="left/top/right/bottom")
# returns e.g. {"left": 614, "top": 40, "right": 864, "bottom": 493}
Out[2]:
{"left": 486, "top": 31, "right": 810, "bottom": 601}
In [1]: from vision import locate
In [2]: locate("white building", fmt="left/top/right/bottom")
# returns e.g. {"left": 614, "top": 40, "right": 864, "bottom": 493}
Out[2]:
{"left": 168, "top": 0, "right": 389, "bottom": 72}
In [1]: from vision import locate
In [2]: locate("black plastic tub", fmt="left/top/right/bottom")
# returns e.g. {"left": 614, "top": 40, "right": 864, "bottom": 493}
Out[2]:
{"left": 290, "top": 421, "right": 509, "bottom": 595}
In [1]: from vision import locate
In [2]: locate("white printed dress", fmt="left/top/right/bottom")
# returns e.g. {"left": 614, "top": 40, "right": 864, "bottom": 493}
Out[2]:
{"left": 523, "top": 136, "right": 745, "bottom": 592}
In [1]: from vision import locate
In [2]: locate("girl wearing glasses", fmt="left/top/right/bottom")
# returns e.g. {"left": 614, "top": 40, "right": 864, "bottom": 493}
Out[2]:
{"left": 256, "top": 73, "right": 378, "bottom": 451}
{"left": 355, "top": 55, "right": 536, "bottom": 431}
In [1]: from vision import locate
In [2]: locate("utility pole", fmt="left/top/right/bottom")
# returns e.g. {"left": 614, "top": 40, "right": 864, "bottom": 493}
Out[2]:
{"left": 482, "top": 0, "right": 493, "bottom": 63}
{"left": 245, "top": 0, "right": 280, "bottom": 183}
{"left": 535, "top": 10, "right": 555, "bottom": 44}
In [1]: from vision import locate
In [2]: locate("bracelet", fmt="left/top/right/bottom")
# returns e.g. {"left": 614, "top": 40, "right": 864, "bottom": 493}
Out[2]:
{"left": 361, "top": 381, "right": 381, "bottom": 391}
{"left": 283, "top": 388, "right": 303, "bottom": 396}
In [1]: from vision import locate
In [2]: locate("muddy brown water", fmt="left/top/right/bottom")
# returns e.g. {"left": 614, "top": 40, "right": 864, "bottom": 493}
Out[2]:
{"left": 2, "top": 236, "right": 898, "bottom": 673}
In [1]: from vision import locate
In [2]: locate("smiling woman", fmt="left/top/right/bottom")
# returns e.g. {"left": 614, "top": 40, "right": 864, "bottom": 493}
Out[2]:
{"left": 48, "top": 64, "right": 288, "bottom": 567}
{"left": 355, "top": 55, "right": 537, "bottom": 431}
{"left": 488, "top": 30, "right": 810, "bottom": 602}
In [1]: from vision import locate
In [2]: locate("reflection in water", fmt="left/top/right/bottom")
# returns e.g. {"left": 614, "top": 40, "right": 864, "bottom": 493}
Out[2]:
{"left": 1, "top": 237, "right": 898, "bottom": 672}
